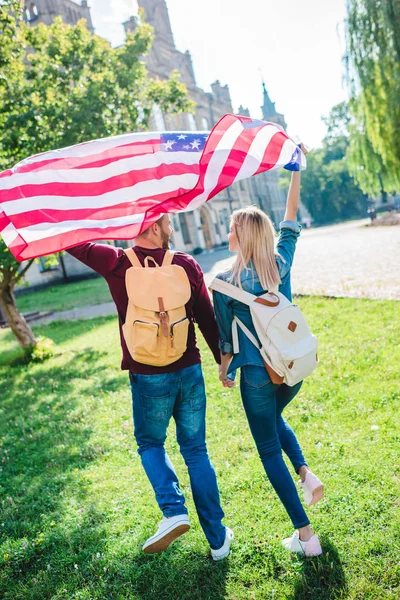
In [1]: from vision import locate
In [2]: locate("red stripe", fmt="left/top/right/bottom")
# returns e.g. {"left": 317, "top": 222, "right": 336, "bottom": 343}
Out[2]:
{"left": 0, "top": 211, "right": 10, "bottom": 232}
{"left": 254, "top": 131, "right": 288, "bottom": 175}
{"left": 1, "top": 162, "right": 200, "bottom": 203}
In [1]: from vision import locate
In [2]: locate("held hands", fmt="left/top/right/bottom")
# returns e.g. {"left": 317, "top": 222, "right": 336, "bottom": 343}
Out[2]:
{"left": 219, "top": 365, "right": 236, "bottom": 388}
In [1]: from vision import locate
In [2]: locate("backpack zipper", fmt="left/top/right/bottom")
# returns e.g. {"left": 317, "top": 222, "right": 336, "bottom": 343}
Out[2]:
{"left": 133, "top": 320, "right": 160, "bottom": 334}
{"left": 170, "top": 317, "right": 188, "bottom": 348}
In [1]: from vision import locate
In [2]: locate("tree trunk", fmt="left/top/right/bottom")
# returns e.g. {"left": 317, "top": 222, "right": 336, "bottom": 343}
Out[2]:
{"left": 0, "top": 282, "right": 37, "bottom": 348}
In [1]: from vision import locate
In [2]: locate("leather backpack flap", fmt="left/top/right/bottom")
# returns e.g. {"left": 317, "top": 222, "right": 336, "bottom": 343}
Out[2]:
{"left": 125, "top": 264, "right": 191, "bottom": 312}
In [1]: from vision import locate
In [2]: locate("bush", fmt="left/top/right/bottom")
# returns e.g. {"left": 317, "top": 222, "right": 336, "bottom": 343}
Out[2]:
{"left": 22, "top": 337, "right": 55, "bottom": 364}
{"left": 192, "top": 247, "right": 203, "bottom": 255}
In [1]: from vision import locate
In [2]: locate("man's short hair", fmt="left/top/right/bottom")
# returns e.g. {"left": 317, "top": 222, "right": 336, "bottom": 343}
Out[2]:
{"left": 142, "top": 214, "right": 165, "bottom": 236}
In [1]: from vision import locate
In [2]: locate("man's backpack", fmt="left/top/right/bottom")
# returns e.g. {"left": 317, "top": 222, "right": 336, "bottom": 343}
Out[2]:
{"left": 210, "top": 278, "right": 318, "bottom": 386}
{"left": 123, "top": 249, "right": 191, "bottom": 367}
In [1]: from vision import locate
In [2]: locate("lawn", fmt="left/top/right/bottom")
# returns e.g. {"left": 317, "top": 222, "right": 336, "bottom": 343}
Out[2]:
{"left": 0, "top": 297, "right": 399, "bottom": 599}
{"left": 16, "top": 277, "right": 112, "bottom": 314}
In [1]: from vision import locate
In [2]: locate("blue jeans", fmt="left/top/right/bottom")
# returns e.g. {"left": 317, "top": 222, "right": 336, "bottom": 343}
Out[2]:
{"left": 130, "top": 363, "right": 226, "bottom": 550}
{"left": 240, "top": 365, "right": 310, "bottom": 529}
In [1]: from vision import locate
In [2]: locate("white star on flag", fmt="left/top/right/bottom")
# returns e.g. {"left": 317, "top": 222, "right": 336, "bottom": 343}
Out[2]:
{"left": 182, "top": 144, "right": 190, "bottom": 149}
{"left": 177, "top": 134, "right": 187, "bottom": 140}
{"left": 164, "top": 139, "right": 176, "bottom": 151}
{"left": 191, "top": 139, "right": 201, "bottom": 150}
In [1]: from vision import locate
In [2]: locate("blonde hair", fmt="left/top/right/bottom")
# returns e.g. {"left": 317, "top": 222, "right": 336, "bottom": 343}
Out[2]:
{"left": 229, "top": 205, "right": 281, "bottom": 291}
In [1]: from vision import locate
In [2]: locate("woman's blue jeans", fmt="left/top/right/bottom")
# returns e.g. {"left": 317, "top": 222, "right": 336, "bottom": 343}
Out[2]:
{"left": 130, "top": 363, "right": 226, "bottom": 550}
{"left": 240, "top": 365, "right": 310, "bottom": 529}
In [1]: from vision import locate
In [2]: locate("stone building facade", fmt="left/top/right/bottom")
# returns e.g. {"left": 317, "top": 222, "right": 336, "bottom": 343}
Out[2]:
{"left": 24, "top": 0, "right": 93, "bottom": 31}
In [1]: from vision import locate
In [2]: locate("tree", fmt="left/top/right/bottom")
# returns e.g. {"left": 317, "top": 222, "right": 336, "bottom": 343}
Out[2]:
{"left": 0, "top": 2, "right": 193, "bottom": 349}
{"left": 280, "top": 102, "right": 367, "bottom": 225}
{"left": 345, "top": 0, "right": 400, "bottom": 195}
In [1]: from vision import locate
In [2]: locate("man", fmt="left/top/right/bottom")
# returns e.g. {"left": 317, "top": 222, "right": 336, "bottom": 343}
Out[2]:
{"left": 67, "top": 214, "right": 233, "bottom": 560}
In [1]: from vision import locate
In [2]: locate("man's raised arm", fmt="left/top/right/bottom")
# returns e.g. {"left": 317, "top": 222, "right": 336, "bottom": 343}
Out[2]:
{"left": 67, "top": 242, "right": 123, "bottom": 278}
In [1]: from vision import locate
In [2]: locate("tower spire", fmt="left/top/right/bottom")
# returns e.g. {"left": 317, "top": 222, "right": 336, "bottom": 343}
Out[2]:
{"left": 260, "top": 78, "right": 287, "bottom": 130}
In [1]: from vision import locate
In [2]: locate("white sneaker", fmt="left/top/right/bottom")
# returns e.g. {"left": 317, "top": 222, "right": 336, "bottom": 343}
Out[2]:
{"left": 142, "top": 514, "right": 190, "bottom": 554}
{"left": 299, "top": 471, "right": 324, "bottom": 506}
{"left": 211, "top": 527, "right": 234, "bottom": 561}
{"left": 282, "top": 530, "right": 322, "bottom": 557}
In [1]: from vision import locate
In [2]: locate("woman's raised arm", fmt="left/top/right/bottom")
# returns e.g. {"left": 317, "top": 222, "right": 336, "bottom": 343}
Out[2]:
{"left": 284, "top": 143, "right": 308, "bottom": 222}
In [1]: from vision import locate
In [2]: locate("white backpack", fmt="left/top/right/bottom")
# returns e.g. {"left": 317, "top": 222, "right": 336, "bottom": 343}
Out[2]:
{"left": 209, "top": 278, "right": 318, "bottom": 386}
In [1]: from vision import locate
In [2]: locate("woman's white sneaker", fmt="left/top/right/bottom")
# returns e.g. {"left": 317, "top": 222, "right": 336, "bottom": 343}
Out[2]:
{"left": 142, "top": 514, "right": 190, "bottom": 554}
{"left": 299, "top": 471, "right": 324, "bottom": 506}
{"left": 282, "top": 530, "right": 322, "bottom": 557}
{"left": 211, "top": 527, "right": 234, "bottom": 561}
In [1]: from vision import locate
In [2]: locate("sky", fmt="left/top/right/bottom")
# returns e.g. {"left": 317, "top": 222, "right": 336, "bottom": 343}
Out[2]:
{"left": 89, "top": 0, "right": 349, "bottom": 148}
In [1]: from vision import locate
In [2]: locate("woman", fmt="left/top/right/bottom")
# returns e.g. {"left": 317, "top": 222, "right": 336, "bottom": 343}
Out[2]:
{"left": 212, "top": 157, "right": 324, "bottom": 557}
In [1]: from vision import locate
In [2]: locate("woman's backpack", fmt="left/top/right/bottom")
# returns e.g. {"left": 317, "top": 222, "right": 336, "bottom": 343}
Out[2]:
{"left": 123, "top": 249, "right": 191, "bottom": 366}
{"left": 210, "top": 278, "right": 318, "bottom": 386}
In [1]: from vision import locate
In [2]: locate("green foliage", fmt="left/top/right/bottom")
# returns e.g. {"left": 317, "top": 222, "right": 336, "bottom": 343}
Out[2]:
{"left": 345, "top": 0, "right": 400, "bottom": 195}
{"left": 15, "top": 336, "right": 55, "bottom": 365}
{"left": 281, "top": 102, "right": 367, "bottom": 224}
{"left": 0, "top": 298, "right": 399, "bottom": 599}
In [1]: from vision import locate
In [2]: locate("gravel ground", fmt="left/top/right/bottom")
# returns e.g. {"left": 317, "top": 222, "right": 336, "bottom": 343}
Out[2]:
{"left": 201, "top": 219, "right": 400, "bottom": 300}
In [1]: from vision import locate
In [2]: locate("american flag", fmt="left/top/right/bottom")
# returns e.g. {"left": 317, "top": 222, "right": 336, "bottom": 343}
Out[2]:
{"left": 0, "top": 114, "right": 305, "bottom": 261}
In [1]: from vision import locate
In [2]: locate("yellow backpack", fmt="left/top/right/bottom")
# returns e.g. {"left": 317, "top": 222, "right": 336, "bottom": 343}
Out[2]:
{"left": 122, "top": 248, "right": 191, "bottom": 367}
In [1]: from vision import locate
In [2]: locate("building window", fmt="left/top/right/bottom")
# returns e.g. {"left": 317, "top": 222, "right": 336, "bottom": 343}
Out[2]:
{"left": 38, "top": 257, "right": 59, "bottom": 273}
{"left": 179, "top": 214, "right": 191, "bottom": 244}
{"left": 152, "top": 104, "right": 166, "bottom": 131}
{"left": 172, "top": 215, "right": 180, "bottom": 231}
{"left": 187, "top": 113, "right": 197, "bottom": 131}
{"left": 26, "top": 3, "right": 39, "bottom": 22}
{"left": 201, "top": 117, "right": 209, "bottom": 131}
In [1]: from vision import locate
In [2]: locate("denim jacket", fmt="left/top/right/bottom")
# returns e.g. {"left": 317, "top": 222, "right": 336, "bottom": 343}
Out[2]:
{"left": 212, "top": 220, "right": 301, "bottom": 377}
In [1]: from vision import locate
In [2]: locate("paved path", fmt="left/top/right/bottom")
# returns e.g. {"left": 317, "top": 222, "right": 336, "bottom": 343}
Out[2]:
{"left": 34, "top": 219, "right": 399, "bottom": 325}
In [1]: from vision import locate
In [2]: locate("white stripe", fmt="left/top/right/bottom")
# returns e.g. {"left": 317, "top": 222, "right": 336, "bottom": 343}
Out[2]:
{"left": 16, "top": 213, "right": 146, "bottom": 243}
{"left": 1, "top": 150, "right": 201, "bottom": 191}
{"left": 183, "top": 120, "right": 244, "bottom": 211}
{"left": 1, "top": 223, "right": 19, "bottom": 245}
{"left": 8, "top": 130, "right": 209, "bottom": 170}
{"left": 4, "top": 172, "right": 199, "bottom": 215}
{"left": 234, "top": 124, "right": 278, "bottom": 182}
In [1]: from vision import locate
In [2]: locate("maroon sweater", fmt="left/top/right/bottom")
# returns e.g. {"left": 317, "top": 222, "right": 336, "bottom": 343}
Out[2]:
{"left": 67, "top": 243, "right": 221, "bottom": 374}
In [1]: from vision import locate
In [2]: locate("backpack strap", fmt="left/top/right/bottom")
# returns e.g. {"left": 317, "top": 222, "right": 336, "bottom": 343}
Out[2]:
{"left": 161, "top": 250, "right": 175, "bottom": 267}
{"left": 232, "top": 316, "right": 261, "bottom": 354}
{"left": 209, "top": 277, "right": 280, "bottom": 308}
{"left": 124, "top": 248, "right": 142, "bottom": 268}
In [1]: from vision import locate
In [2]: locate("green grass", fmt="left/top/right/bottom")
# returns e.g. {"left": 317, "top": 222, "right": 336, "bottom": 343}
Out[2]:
{"left": 16, "top": 278, "right": 112, "bottom": 314}
{"left": 0, "top": 297, "right": 399, "bottom": 599}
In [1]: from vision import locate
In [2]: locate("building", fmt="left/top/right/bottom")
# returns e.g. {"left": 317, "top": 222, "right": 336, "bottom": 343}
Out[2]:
{"left": 19, "top": 0, "right": 298, "bottom": 288}
{"left": 24, "top": 0, "right": 93, "bottom": 32}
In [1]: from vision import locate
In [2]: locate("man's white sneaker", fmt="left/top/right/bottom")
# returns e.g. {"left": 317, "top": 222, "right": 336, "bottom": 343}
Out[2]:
{"left": 142, "top": 514, "right": 190, "bottom": 554}
{"left": 299, "top": 471, "right": 324, "bottom": 506}
{"left": 211, "top": 527, "right": 234, "bottom": 561}
{"left": 282, "top": 530, "right": 322, "bottom": 557}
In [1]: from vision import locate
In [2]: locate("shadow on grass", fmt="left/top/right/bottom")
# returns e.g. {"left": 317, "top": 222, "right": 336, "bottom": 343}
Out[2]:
{"left": 0, "top": 316, "right": 117, "bottom": 367}
{"left": 0, "top": 346, "right": 229, "bottom": 600}
{"left": 291, "top": 538, "right": 347, "bottom": 600}
{"left": 0, "top": 349, "right": 116, "bottom": 598}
